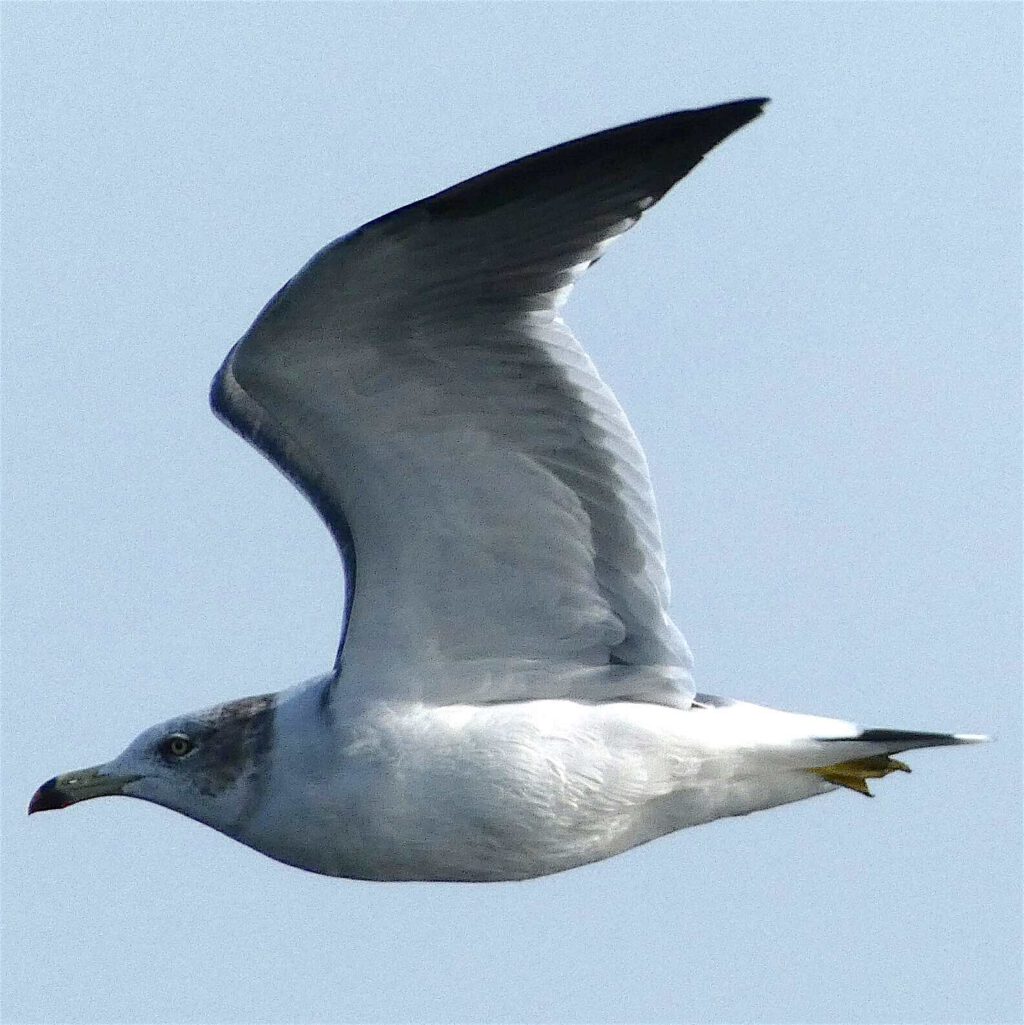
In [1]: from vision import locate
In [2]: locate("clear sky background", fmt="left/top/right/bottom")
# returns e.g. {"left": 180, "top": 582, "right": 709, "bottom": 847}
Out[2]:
{"left": 2, "top": 5, "right": 1020, "bottom": 1024}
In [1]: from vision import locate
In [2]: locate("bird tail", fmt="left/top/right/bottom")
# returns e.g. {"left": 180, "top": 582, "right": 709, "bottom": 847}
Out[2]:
{"left": 808, "top": 728, "right": 987, "bottom": 797}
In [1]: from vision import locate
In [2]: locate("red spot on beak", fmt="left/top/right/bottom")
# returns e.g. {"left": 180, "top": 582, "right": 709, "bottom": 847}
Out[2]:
{"left": 28, "top": 777, "right": 70, "bottom": 814}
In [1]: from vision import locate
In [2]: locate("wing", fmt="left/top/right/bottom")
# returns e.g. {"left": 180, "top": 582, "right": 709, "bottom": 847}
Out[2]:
{"left": 211, "top": 99, "right": 766, "bottom": 706}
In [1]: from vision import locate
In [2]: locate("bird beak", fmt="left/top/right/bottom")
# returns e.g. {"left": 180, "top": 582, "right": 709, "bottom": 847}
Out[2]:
{"left": 28, "top": 765, "right": 142, "bottom": 814}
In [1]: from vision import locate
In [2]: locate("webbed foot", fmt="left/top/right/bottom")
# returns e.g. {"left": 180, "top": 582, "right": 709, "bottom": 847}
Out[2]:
{"left": 811, "top": 755, "right": 912, "bottom": 797}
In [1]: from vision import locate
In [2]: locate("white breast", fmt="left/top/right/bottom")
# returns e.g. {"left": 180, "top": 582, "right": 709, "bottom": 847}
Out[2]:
{"left": 243, "top": 691, "right": 846, "bottom": 882}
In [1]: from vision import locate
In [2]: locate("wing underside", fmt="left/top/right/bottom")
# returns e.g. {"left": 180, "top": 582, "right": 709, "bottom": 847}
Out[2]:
{"left": 211, "top": 99, "right": 767, "bottom": 705}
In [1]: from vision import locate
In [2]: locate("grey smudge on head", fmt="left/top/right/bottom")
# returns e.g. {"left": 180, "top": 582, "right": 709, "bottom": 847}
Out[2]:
{"left": 191, "top": 693, "right": 276, "bottom": 805}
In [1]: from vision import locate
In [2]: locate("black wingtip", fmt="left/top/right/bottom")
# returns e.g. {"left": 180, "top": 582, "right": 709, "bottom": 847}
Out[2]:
{"left": 712, "top": 96, "right": 770, "bottom": 115}
{"left": 420, "top": 97, "right": 772, "bottom": 224}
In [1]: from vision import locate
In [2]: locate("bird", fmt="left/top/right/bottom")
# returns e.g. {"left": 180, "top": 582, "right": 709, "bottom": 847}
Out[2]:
{"left": 29, "top": 99, "right": 985, "bottom": 882}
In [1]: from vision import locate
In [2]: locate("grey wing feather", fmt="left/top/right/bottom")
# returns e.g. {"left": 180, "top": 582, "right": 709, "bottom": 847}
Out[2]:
{"left": 211, "top": 99, "right": 767, "bottom": 705}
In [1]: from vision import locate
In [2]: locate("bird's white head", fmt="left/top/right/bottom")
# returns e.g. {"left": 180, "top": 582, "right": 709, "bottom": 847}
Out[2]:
{"left": 29, "top": 694, "right": 277, "bottom": 839}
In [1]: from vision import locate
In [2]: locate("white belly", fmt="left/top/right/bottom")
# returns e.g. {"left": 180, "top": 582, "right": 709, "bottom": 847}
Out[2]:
{"left": 244, "top": 697, "right": 839, "bottom": 882}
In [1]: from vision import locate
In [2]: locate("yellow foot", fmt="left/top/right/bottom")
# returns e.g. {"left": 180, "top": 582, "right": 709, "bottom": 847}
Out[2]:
{"left": 810, "top": 755, "right": 912, "bottom": 797}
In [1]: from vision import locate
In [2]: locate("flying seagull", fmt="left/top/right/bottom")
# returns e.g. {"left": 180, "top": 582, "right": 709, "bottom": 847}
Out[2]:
{"left": 30, "top": 99, "right": 984, "bottom": 881}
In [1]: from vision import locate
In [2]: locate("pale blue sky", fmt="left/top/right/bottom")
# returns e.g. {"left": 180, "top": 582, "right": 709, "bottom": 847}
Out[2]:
{"left": 2, "top": 4, "right": 1020, "bottom": 1024}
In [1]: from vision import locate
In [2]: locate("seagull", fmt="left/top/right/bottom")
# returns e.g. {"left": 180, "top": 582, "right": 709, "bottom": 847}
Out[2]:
{"left": 29, "top": 99, "right": 985, "bottom": 881}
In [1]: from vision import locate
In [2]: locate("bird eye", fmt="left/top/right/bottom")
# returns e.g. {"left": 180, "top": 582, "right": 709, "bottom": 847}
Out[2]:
{"left": 160, "top": 734, "right": 195, "bottom": 760}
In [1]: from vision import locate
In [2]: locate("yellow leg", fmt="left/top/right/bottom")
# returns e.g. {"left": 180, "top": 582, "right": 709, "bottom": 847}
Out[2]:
{"left": 810, "top": 755, "right": 912, "bottom": 797}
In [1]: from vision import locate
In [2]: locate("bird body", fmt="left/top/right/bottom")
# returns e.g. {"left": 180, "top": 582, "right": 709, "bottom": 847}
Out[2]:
{"left": 254, "top": 689, "right": 839, "bottom": 882}
{"left": 48, "top": 672, "right": 977, "bottom": 882}
{"left": 30, "top": 99, "right": 984, "bottom": 880}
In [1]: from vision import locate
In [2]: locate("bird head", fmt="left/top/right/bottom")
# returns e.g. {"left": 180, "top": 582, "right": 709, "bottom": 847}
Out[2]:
{"left": 29, "top": 693, "right": 277, "bottom": 835}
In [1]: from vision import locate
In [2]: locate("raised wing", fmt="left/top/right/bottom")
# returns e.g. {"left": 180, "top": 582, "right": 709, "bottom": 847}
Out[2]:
{"left": 211, "top": 99, "right": 766, "bottom": 705}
